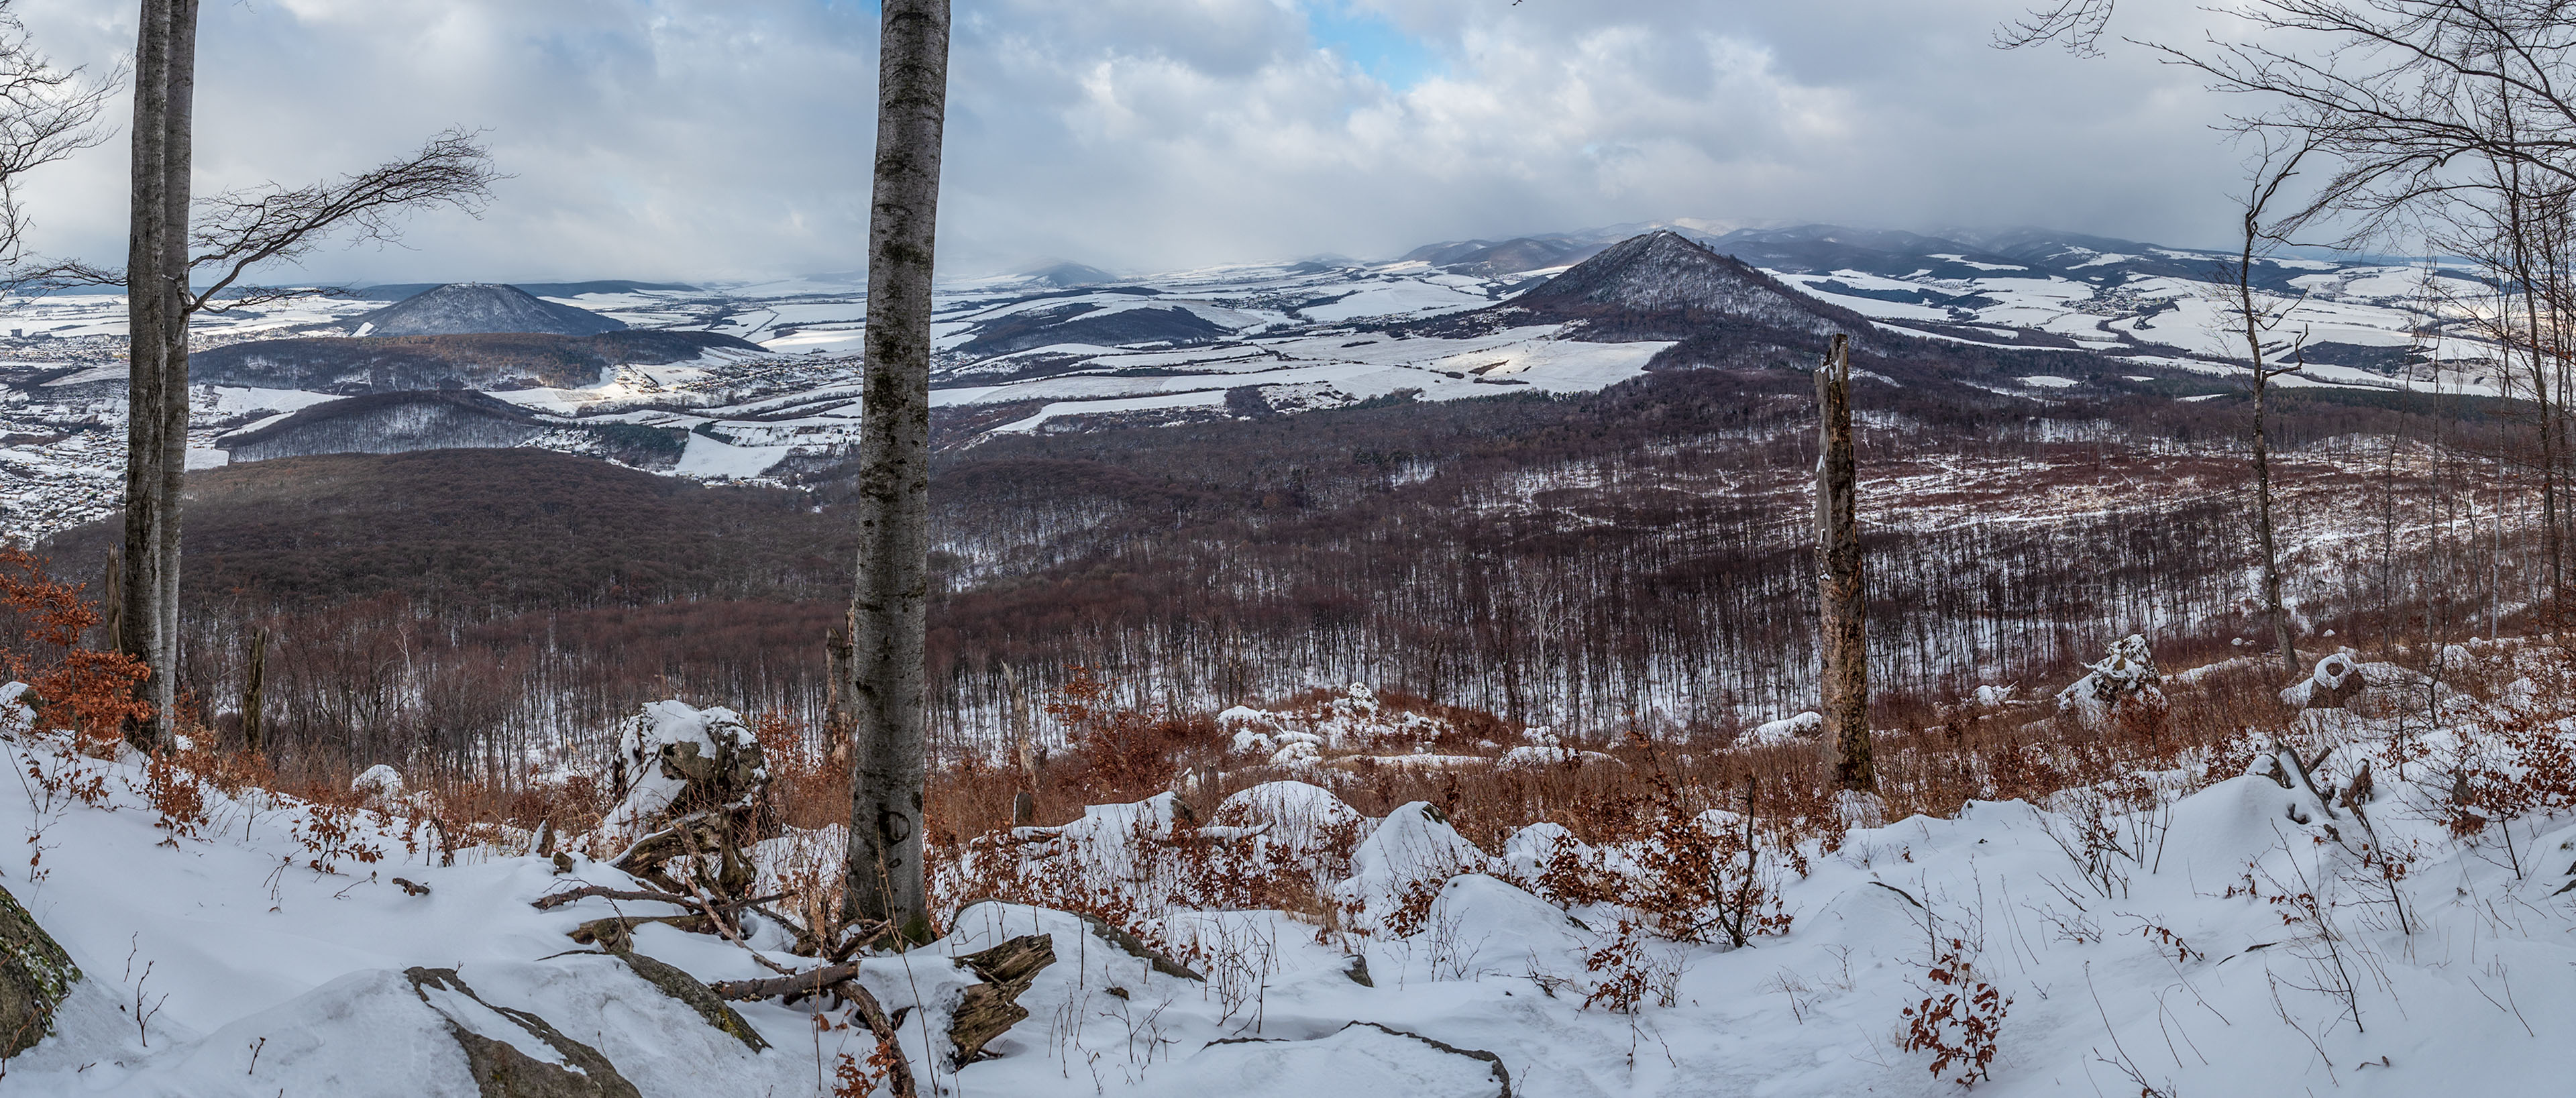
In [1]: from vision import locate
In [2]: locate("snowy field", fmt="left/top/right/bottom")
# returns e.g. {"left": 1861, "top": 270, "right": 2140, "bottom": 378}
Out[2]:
{"left": 0, "top": 242, "right": 2511, "bottom": 543}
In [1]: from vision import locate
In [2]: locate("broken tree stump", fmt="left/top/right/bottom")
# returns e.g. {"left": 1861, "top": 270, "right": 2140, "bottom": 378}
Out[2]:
{"left": 948, "top": 934, "right": 1057, "bottom": 1066}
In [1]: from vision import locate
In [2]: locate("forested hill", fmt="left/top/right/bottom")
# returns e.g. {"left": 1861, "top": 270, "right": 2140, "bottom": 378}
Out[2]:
{"left": 39, "top": 345, "right": 2492, "bottom": 775}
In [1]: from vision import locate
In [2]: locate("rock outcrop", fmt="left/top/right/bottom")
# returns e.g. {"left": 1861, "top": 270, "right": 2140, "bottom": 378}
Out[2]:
{"left": 0, "top": 883, "right": 78, "bottom": 1057}
{"left": 407, "top": 967, "right": 641, "bottom": 1098}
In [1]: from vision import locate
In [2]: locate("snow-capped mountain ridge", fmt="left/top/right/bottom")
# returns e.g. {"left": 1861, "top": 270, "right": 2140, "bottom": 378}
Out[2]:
{"left": 0, "top": 223, "right": 2494, "bottom": 540}
{"left": 351, "top": 282, "right": 629, "bottom": 337}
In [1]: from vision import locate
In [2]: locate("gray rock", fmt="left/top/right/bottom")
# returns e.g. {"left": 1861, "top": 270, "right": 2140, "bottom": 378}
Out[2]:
{"left": 0, "top": 883, "right": 77, "bottom": 1058}
{"left": 616, "top": 952, "right": 767, "bottom": 1051}
{"left": 406, "top": 967, "right": 641, "bottom": 1098}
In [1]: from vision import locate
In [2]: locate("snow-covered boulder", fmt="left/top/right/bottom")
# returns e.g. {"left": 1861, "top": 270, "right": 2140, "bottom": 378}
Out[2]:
{"left": 1338, "top": 802, "right": 1491, "bottom": 934}
{"left": 1416, "top": 874, "right": 1586, "bottom": 976}
{"left": 2057, "top": 634, "right": 2167, "bottom": 732}
{"left": 1217, "top": 780, "right": 1368, "bottom": 857}
{"left": 1741, "top": 711, "right": 1822, "bottom": 746}
{"left": 347, "top": 764, "right": 408, "bottom": 812}
{"left": 602, "top": 700, "right": 767, "bottom": 841}
{"left": 1497, "top": 822, "right": 1584, "bottom": 884}
{"left": 2279, "top": 651, "right": 2361, "bottom": 709}
{"left": 0, "top": 682, "right": 30, "bottom": 736}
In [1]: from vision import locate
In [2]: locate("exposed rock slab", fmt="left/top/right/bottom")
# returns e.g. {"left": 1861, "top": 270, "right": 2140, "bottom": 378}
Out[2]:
{"left": 406, "top": 967, "right": 641, "bottom": 1098}
{"left": 0, "top": 883, "right": 77, "bottom": 1057}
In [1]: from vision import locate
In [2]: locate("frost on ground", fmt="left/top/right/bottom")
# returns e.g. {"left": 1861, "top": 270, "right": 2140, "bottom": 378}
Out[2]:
{"left": 4, "top": 652, "right": 2576, "bottom": 1095}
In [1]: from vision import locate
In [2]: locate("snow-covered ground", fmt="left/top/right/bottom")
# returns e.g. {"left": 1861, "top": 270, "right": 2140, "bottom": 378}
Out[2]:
{"left": 3, "top": 637, "right": 2574, "bottom": 1095}
{"left": 0, "top": 239, "right": 2514, "bottom": 543}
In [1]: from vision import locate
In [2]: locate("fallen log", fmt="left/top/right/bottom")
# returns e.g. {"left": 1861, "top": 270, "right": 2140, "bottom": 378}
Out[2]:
{"left": 533, "top": 885, "right": 786, "bottom": 913}
{"left": 706, "top": 963, "right": 865, "bottom": 1003}
{"left": 706, "top": 963, "right": 916, "bottom": 1098}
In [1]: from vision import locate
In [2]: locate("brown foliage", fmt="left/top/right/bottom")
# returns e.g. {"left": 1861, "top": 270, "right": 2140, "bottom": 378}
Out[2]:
{"left": 0, "top": 543, "right": 152, "bottom": 749}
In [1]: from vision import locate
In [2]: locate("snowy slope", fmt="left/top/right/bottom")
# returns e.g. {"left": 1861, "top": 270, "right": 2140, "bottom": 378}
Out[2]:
{"left": 5, "top": 645, "right": 2575, "bottom": 1095}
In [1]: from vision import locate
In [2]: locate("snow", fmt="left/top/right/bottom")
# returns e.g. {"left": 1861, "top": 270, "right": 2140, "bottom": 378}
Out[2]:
{"left": 1741, "top": 710, "right": 1822, "bottom": 745}
{"left": 672, "top": 432, "right": 791, "bottom": 480}
{"left": 603, "top": 699, "right": 764, "bottom": 840}
{"left": 1340, "top": 803, "right": 1492, "bottom": 933}
{"left": 1132, "top": 1021, "right": 1511, "bottom": 1097}
{"left": 8, "top": 661, "right": 2576, "bottom": 1095}
{"left": 2015, "top": 374, "right": 2078, "bottom": 388}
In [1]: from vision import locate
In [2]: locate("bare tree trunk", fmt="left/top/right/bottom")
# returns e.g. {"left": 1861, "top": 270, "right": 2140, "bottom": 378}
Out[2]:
{"left": 1000, "top": 661, "right": 1040, "bottom": 826}
{"left": 99, "top": 544, "right": 121, "bottom": 653}
{"left": 2253, "top": 367, "right": 2296, "bottom": 678}
{"left": 239, "top": 625, "right": 266, "bottom": 755}
{"left": 822, "top": 612, "right": 854, "bottom": 769}
{"left": 845, "top": 0, "right": 949, "bottom": 946}
{"left": 119, "top": 0, "right": 199, "bottom": 751}
{"left": 1816, "top": 333, "right": 1872, "bottom": 791}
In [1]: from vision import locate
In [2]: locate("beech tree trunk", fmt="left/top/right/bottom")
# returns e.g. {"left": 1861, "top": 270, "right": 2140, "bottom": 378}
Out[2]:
{"left": 239, "top": 626, "right": 266, "bottom": 755}
{"left": 1815, "top": 333, "right": 1873, "bottom": 791}
{"left": 845, "top": 0, "right": 949, "bottom": 946}
{"left": 119, "top": 0, "right": 199, "bottom": 751}
{"left": 2251, "top": 373, "right": 2296, "bottom": 679}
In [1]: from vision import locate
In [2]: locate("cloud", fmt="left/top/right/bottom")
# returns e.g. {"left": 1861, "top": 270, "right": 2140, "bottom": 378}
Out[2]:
{"left": 6, "top": 0, "right": 2270, "bottom": 283}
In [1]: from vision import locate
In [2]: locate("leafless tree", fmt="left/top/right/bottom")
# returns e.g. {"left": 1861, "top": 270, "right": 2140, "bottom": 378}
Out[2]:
{"left": 115, "top": 0, "right": 498, "bottom": 747}
{"left": 121, "top": 0, "right": 197, "bottom": 750}
{"left": 0, "top": 1, "right": 114, "bottom": 276}
{"left": 845, "top": 0, "right": 951, "bottom": 945}
{"left": 2152, "top": 1, "right": 2576, "bottom": 245}
{"left": 2214, "top": 133, "right": 2325, "bottom": 679}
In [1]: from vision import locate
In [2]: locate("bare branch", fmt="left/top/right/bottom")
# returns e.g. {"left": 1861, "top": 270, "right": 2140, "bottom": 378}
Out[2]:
{"left": 183, "top": 127, "right": 502, "bottom": 314}
{"left": 1995, "top": 0, "right": 2117, "bottom": 56}
{"left": 2150, "top": 1, "right": 2576, "bottom": 246}
{"left": 0, "top": 0, "right": 119, "bottom": 272}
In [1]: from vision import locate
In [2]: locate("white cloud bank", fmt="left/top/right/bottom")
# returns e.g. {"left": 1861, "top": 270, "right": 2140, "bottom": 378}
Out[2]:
{"left": 8, "top": 0, "right": 2269, "bottom": 282}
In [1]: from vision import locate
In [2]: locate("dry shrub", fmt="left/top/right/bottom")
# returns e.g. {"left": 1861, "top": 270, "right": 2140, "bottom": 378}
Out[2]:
{"left": 1044, "top": 667, "right": 1222, "bottom": 806}
{"left": 2445, "top": 701, "right": 2576, "bottom": 845}
{"left": 750, "top": 711, "right": 848, "bottom": 832}
{"left": 0, "top": 545, "right": 152, "bottom": 750}
{"left": 1900, "top": 939, "right": 2010, "bottom": 1087}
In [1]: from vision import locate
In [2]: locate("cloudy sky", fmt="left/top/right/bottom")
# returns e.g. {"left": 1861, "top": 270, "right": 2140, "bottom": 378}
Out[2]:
{"left": 9, "top": 0, "right": 2273, "bottom": 284}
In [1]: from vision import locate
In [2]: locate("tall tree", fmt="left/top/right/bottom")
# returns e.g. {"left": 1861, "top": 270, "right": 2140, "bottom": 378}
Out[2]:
{"left": 2216, "top": 134, "right": 2321, "bottom": 679}
{"left": 121, "top": 0, "right": 197, "bottom": 749}
{"left": 114, "top": 0, "right": 495, "bottom": 747}
{"left": 1816, "top": 333, "right": 1872, "bottom": 791}
{"left": 845, "top": 0, "right": 951, "bottom": 945}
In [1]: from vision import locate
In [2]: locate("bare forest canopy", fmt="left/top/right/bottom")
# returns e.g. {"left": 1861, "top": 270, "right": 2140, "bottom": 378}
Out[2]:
{"left": 36, "top": 329, "right": 2535, "bottom": 787}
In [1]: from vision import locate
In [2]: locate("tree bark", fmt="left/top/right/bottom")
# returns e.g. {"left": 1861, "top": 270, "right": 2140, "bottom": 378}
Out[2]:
{"left": 845, "top": 0, "right": 949, "bottom": 946}
{"left": 239, "top": 625, "right": 266, "bottom": 755}
{"left": 119, "top": 0, "right": 199, "bottom": 751}
{"left": 2252, "top": 370, "right": 2297, "bottom": 679}
{"left": 1815, "top": 333, "right": 1872, "bottom": 791}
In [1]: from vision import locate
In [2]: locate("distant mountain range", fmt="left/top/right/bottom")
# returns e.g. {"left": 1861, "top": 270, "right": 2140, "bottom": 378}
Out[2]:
{"left": 1395, "top": 221, "right": 2330, "bottom": 293}
{"left": 0, "top": 219, "right": 2473, "bottom": 542}
{"left": 328, "top": 279, "right": 699, "bottom": 302}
